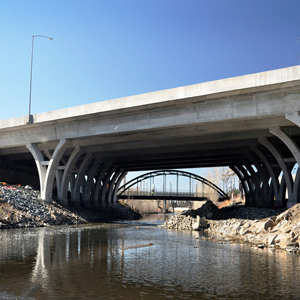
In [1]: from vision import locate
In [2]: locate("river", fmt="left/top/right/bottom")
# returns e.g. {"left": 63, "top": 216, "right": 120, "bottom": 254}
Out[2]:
{"left": 0, "top": 214, "right": 300, "bottom": 300}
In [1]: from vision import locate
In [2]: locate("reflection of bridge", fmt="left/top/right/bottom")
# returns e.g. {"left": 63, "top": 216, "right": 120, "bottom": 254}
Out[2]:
{"left": 118, "top": 170, "right": 229, "bottom": 202}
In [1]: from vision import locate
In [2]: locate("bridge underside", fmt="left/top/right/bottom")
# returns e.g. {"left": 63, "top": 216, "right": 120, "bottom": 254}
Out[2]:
{"left": 1, "top": 67, "right": 300, "bottom": 208}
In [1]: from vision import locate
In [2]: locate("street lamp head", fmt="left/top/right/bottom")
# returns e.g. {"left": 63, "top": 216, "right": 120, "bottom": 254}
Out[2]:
{"left": 33, "top": 35, "right": 53, "bottom": 41}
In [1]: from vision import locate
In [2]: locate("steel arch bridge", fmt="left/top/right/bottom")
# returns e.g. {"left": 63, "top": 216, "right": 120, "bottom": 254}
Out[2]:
{"left": 118, "top": 170, "right": 229, "bottom": 201}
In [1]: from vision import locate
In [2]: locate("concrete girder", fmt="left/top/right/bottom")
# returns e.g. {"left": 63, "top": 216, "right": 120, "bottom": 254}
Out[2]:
{"left": 258, "top": 137, "right": 293, "bottom": 205}
{"left": 286, "top": 111, "right": 300, "bottom": 128}
{"left": 41, "top": 95, "right": 288, "bottom": 142}
{"left": 67, "top": 116, "right": 289, "bottom": 150}
{"left": 26, "top": 139, "right": 71, "bottom": 201}
{"left": 75, "top": 130, "right": 271, "bottom": 158}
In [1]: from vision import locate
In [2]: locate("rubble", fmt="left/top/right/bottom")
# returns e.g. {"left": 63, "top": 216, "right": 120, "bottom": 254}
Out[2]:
{"left": 0, "top": 186, "right": 141, "bottom": 229}
{"left": 0, "top": 186, "right": 87, "bottom": 228}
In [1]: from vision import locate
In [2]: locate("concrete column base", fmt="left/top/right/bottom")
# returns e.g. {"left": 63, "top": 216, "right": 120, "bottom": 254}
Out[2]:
{"left": 43, "top": 198, "right": 53, "bottom": 203}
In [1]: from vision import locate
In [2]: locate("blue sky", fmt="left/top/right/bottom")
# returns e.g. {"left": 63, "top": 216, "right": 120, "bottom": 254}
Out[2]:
{"left": 1, "top": 0, "right": 300, "bottom": 188}
{"left": 1, "top": 0, "right": 299, "bottom": 120}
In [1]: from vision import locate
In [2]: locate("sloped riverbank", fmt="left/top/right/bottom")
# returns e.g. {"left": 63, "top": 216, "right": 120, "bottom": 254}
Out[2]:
{"left": 0, "top": 186, "right": 141, "bottom": 229}
{"left": 161, "top": 201, "right": 300, "bottom": 253}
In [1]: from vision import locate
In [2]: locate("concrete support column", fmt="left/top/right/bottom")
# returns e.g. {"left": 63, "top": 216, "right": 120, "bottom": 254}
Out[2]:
{"left": 243, "top": 161, "right": 261, "bottom": 207}
{"left": 93, "top": 162, "right": 111, "bottom": 207}
{"left": 231, "top": 164, "right": 252, "bottom": 206}
{"left": 72, "top": 153, "right": 93, "bottom": 207}
{"left": 269, "top": 127, "right": 300, "bottom": 206}
{"left": 101, "top": 166, "right": 118, "bottom": 206}
{"left": 245, "top": 153, "right": 272, "bottom": 207}
{"left": 270, "top": 127, "right": 300, "bottom": 167}
{"left": 112, "top": 172, "right": 127, "bottom": 203}
{"left": 258, "top": 137, "right": 292, "bottom": 207}
{"left": 82, "top": 156, "right": 102, "bottom": 207}
{"left": 26, "top": 139, "right": 71, "bottom": 201}
{"left": 294, "top": 168, "right": 300, "bottom": 203}
{"left": 250, "top": 145, "right": 281, "bottom": 206}
{"left": 230, "top": 166, "right": 247, "bottom": 200}
{"left": 43, "top": 149, "right": 64, "bottom": 195}
{"left": 230, "top": 165, "right": 250, "bottom": 203}
{"left": 107, "top": 169, "right": 122, "bottom": 205}
{"left": 57, "top": 146, "right": 82, "bottom": 207}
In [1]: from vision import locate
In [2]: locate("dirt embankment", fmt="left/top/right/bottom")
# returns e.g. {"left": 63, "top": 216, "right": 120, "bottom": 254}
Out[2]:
{"left": 161, "top": 200, "right": 300, "bottom": 253}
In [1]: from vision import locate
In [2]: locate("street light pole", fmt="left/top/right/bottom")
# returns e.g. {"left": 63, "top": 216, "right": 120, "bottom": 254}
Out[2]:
{"left": 28, "top": 35, "right": 53, "bottom": 124}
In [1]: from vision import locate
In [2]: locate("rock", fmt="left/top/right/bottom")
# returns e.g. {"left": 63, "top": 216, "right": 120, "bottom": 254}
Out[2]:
{"left": 240, "top": 222, "right": 252, "bottom": 235}
{"left": 192, "top": 216, "right": 208, "bottom": 231}
{"left": 268, "top": 234, "right": 277, "bottom": 246}
{"left": 275, "top": 210, "right": 292, "bottom": 223}
{"left": 183, "top": 200, "right": 220, "bottom": 220}
{"left": 159, "top": 198, "right": 300, "bottom": 253}
{"left": 264, "top": 218, "right": 275, "bottom": 231}
{"left": 275, "top": 233, "right": 289, "bottom": 249}
{"left": 286, "top": 247, "right": 299, "bottom": 253}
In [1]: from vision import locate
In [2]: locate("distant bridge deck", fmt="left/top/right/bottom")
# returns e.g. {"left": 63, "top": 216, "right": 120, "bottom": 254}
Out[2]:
{"left": 117, "top": 191, "right": 229, "bottom": 201}
{"left": 118, "top": 194, "right": 209, "bottom": 201}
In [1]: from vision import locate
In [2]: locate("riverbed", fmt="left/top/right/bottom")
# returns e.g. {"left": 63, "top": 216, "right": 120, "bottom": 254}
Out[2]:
{"left": 1, "top": 214, "right": 300, "bottom": 300}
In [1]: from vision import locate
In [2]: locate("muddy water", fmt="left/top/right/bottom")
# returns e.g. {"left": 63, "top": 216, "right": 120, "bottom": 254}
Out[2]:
{"left": 1, "top": 215, "right": 300, "bottom": 300}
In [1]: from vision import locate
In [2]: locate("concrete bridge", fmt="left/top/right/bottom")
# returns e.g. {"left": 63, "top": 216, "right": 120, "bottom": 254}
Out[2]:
{"left": 1, "top": 66, "right": 300, "bottom": 208}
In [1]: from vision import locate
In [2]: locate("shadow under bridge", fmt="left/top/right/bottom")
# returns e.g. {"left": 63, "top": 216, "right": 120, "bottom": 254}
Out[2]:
{"left": 117, "top": 170, "right": 229, "bottom": 202}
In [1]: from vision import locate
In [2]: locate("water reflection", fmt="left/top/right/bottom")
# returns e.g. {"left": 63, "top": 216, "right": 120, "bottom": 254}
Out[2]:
{"left": 0, "top": 224, "right": 300, "bottom": 299}
{"left": 31, "top": 230, "right": 49, "bottom": 290}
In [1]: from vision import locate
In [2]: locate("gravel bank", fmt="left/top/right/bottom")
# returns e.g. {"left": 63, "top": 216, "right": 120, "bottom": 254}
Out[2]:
{"left": 0, "top": 186, "right": 141, "bottom": 229}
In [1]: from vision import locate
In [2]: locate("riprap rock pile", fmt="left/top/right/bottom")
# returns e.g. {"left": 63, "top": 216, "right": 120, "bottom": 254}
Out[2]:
{"left": 161, "top": 200, "right": 300, "bottom": 252}
{"left": 0, "top": 186, "right": 86, "bottom": 229}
